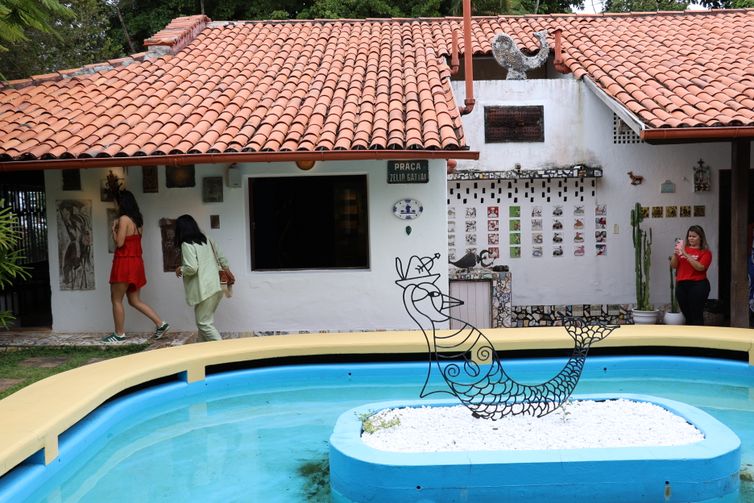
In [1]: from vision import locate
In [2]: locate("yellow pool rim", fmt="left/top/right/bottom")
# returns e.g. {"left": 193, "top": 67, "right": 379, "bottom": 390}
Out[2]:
{"left": 1, "top": 325, "right": 753, "bottom": 478}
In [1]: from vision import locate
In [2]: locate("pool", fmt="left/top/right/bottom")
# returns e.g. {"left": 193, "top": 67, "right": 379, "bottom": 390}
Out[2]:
{"left": 1, "top": 355, "right": 753, "bottom": 502}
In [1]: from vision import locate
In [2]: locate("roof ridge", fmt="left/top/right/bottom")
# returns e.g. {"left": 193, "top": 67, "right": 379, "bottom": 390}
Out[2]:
{"left": 143, "top": 14, "right": 210, "bottom": 56}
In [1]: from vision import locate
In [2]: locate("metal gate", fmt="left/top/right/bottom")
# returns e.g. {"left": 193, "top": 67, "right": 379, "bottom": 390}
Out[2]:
{"left": 0, "top": 183, "right": 52, "bottom": 327}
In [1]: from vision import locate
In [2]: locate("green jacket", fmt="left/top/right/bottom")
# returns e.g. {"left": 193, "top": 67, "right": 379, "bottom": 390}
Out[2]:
{"left": 180, "top": 240, "right": 229, "bottom": 306}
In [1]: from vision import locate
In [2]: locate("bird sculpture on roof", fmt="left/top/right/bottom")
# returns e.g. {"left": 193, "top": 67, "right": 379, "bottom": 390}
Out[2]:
{"left": 449, "top": 250, "right": 493, "bottom": 270}
{"left": 395, "top": 253, "right": 618, "bottom": 418}
{"left": 491, "top": 30, "right": 549, "bottom": 80}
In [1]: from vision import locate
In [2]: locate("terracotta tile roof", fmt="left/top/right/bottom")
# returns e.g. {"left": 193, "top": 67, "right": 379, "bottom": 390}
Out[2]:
{"left": 453, "top": 10, "right": 754, "bottom": 132}
{"left": 1, "top": 10, "right": 753, "bottom": 165}
{"left": 0, "top": 16, "right": 469, "bottom": 164}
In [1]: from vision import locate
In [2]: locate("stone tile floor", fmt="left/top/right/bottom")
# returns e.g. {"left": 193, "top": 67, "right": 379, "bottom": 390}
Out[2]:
{"left": 0, "top": 328, "right": 273, "bottom": 351}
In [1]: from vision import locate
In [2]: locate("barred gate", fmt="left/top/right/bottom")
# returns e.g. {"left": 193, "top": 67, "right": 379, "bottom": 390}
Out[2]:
{"left": 0, "top": 183, "right": 52, "bottom": 327}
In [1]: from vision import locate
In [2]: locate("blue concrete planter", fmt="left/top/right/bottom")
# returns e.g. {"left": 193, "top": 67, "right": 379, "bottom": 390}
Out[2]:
{"left": 329, "top": 394, "right": 740, "bottom": 503}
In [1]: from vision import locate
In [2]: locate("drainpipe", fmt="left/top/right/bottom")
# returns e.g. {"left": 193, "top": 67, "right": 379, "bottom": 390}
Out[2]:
{"left": 640, "top": 127, "right": 754, "bottom": 143}
{"left": 450, "top": 30, "right": 460, "bottom": 75}
{"left": 458, "top": 0, "right": 475, "bottom": 116}
{"left": 447, "top": 159, "right": 457, "bottom": 174}
{"left": 553, "top": 29, "right": 571, "bottom": 74}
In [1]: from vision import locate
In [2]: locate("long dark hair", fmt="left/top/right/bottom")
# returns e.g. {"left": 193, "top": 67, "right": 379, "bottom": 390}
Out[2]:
{"left": 115, "top": 190, "right": 143, "bottom": 228}
{"left": 174, "top": 214, "right": 207, "bottom": 247}
{"left": 686, "top": 225, "right": 709, "bottom": 250}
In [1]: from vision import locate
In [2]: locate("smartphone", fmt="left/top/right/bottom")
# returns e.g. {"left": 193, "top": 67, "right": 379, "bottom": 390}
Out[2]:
{"left": 675, "top": 238, "right": 684, "bottom": 251}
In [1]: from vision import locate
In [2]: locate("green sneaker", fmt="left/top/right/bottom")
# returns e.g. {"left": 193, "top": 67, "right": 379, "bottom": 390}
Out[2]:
{"left": 154, "top": 322, "right": 170, "bottom": 339}
{"left": 102, "top": 332, "right": 126, "bottom": 343}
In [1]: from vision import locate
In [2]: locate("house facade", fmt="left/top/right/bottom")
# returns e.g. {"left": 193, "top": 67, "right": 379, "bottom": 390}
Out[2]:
{"left": 1, "top": 11, "right": 752, "bottom": 333}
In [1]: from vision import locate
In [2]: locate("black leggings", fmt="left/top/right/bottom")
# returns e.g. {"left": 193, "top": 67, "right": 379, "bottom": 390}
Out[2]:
{"left": 675, "top": 279, "right": 710, "bottom": 326}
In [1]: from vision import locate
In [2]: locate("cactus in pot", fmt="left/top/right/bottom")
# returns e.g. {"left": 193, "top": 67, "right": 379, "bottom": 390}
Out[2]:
{"left": 669, "top": 260, "right": 680, "bottom": 313}
{"left": 630, "top": 203, "right": 653, "bottom": 312}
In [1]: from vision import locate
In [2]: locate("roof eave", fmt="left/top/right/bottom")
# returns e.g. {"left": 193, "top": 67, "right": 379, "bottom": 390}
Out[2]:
{"left": 640, "top": 127, "right": 754, "bottom": 145}
{"left": 582, "top": 76, "right": 646, "bottom": 136}
{"left": 0, "top": 149, "right": 480, "bottom": 172}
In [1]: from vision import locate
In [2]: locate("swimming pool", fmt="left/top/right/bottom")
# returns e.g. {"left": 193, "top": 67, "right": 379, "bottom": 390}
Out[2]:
{"left": 1, "top": 355, "right": 753, "bottom": 502}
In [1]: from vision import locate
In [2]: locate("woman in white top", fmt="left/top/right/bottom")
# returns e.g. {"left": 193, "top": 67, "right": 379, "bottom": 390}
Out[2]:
{"left": 174, "top": 214, "right": 234, "bottom": 341}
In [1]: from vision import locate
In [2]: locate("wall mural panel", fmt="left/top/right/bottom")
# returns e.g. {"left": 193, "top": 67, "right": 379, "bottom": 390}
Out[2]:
{"left": 57, "top": 199, "right": 94, "bottom": 290}
{"left": 447, "top": 177, "right": 605, "bottom": 263}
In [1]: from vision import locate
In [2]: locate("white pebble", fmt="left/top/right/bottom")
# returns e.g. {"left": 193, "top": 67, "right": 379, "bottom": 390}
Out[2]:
{"left": 361, "top": 399, "right": 704, "bottom": 452}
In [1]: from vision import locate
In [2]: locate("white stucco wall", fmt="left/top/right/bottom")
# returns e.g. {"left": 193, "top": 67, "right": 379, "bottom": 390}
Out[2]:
{"left": 452, "top": 78, "right": 738, "bottom": 308}
{"left": 45, "top": 160, "right": 448, "bottom": 333}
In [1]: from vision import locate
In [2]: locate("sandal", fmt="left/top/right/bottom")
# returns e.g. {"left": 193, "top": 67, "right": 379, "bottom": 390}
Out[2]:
{"left": 102, "top": 332, "right": 126, "bottom": 343}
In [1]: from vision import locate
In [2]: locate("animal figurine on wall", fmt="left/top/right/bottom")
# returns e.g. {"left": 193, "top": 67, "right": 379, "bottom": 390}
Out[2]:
{"left": 448, "top": 250, "right": 493, "bottom": 270}
{"left": 395, "top": 253, "right": 618, "bottom": 419}
{"left": 491, "top": 30, "right": 549, "bottom": 80}
{"left": 627, "top": 171, "right": 644, "bottom": 185}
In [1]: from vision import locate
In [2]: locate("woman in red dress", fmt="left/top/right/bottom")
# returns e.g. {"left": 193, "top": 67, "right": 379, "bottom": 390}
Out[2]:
{"left": 104, "top": 190, "right": 169, "bottom": 342}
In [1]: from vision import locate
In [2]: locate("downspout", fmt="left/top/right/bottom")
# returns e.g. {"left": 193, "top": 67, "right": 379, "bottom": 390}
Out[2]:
{"left": 458, "top": 0, "right": 475, "bottom": 116}
{"left": 552, "top": 29, "right": 571, "bottom": 74}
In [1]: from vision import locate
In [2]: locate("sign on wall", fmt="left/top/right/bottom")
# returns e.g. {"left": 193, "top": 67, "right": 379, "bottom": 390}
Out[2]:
{"left": 387, "top": 160, "right": 429, "bottom": 184}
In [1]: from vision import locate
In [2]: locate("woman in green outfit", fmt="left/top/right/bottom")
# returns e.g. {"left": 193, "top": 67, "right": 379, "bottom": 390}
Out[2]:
{"left": 174, "top": 214, "right": 234, "bottom": 341}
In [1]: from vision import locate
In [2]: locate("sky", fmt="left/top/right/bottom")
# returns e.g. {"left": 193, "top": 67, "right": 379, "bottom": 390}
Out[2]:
{"left": 575, "top": 2, "right": 708, "bottom": 13}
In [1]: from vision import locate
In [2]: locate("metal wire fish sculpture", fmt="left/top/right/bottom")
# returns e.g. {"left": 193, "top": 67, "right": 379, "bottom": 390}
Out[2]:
{"left": 395, "top": 253, "right": 619, "bottom": 419}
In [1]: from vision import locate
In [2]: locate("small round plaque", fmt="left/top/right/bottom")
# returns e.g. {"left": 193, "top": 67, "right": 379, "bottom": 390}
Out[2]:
{"left": 393, "top": 199, "right": 423, "bottom": 220}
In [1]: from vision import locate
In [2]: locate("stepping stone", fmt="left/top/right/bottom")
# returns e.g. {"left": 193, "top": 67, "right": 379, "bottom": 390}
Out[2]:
{"left": 0, "top": 378, "right": 22, "bottom": 393}
{"left": 19, "top": 356, "right": 70, "bottom": 368}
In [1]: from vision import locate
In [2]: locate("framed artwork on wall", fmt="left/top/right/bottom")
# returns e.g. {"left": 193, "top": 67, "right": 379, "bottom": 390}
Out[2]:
{"left": 202, "top": 176, "right": 224, "bottom": 202}
{"left": 159, "top": 218, "right": 180, "bottom": 272}
{"left": 100, "top": 170, "right": 125, "bottom": 201}
{"left": 56, "top": 200, "right": 94, "bottom": 290}
{"left": 142, "top": 166, "right": 158, "bottom": 193}
{"left": 107, "top": 208, "right": 118, "bottom": 253}
{"left": 166, "top": 165, "right": 195, "bottom": 188}
{"left": 62, "top": 169, "right": 81, "bottom": 191}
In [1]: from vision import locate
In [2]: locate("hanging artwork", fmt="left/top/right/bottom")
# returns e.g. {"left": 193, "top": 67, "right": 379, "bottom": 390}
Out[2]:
{"left": 159, "top": 218, "right": 180, "bottom": 272}
{"left": 57, "top": 200, "right": 94, "bottom": 290}
{"left": 100, "top": 170, "right": 125, "bottom": 201}
{"left": 693, "top": 205, "right": 706, "bottom": 217}
{"left": 61, "top": 169, "right": 81, "bottom": 191}
{"left": 142, "top": 166, "right": 158, "bottom": 193}
{"left": 693, "top": 159, "right": 711, "bottom": 192}
{"left": 203, "top": 176, "right": 224, "bottom": 203}
{"left": 106, "top": 208, "right": 118, "bottom": 253}
{"left": 652, "top": 206, "right": 663, "bottom": 218}
{"left": 680, "top": 205, "right": 692, "bottom": 218}
{"left": 166, "top": 165, "right": 196, "bottom": 188}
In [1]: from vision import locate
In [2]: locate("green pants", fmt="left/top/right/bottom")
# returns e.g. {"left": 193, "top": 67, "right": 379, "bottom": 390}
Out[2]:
{"left": 194, "top": 290, "right": 223, "bottom": 341}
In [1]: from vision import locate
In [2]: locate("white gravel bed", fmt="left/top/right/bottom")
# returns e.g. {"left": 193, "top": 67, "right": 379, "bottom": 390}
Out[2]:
{"left": 361, "top": 399, "right": 704, "bottom": 452}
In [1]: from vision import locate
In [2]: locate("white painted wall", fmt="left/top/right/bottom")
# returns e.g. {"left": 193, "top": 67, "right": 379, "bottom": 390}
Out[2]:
{"left": 452, "top": 78, "right": 740, "bottom": 308}
{"left": 44, "top": 160, "right": 448, "bottom": 333}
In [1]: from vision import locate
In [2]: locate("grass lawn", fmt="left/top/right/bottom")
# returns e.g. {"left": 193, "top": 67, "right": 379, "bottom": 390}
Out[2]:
{"left": 0, "top": 346, "right": 148, "bottom": 400}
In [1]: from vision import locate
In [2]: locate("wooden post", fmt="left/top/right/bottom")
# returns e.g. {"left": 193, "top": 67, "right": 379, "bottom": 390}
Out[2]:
{"left": 730, "top": 140, "right": 750, "bottom": 327}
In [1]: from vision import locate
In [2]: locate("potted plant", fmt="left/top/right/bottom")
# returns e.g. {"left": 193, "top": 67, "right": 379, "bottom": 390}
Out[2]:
{"left": 664, "top": 258, "right": 684, "bottom": 325}
{"left": 630, "top": 203, "right": 658, "bottom": 324}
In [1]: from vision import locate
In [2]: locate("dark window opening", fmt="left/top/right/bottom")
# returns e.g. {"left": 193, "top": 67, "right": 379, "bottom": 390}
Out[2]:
{"left": 484, "top": 105, "right": 544, "bottom": 143}
{"left": 250, "top": 175, "right": 369, "bottom": 270}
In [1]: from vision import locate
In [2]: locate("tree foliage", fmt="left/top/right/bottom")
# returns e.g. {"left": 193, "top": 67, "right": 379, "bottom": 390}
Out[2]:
{"left": 0, "top": 0, "right": 73, "bottom": 52}
{"left": 0, "top": 0, "right": 120, "bottom": 80}
{"left": 0, "top": 200, "right": 30, "bottom": 329}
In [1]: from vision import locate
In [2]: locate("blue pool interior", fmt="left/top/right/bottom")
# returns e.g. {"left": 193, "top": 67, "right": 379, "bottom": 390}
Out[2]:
{"left": 1, "top": 355, "right": 754, "bottom": 502}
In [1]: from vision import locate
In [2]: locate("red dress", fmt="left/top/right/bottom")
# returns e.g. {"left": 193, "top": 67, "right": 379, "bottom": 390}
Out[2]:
{"left": 110, "top": 234, "right": 147, "bottom": 292}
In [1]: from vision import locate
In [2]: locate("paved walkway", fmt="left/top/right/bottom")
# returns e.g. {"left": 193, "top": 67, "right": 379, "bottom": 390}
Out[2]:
{"left": 0, "top": 326, "right": 290, "bottom": 351}
{"left": 0, "top": 328, "right": 196, "bottom": 350}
